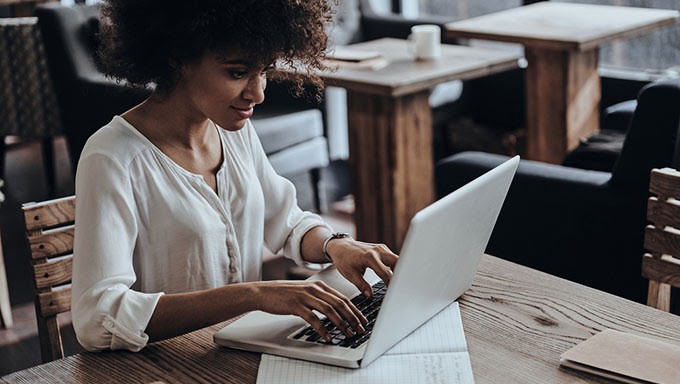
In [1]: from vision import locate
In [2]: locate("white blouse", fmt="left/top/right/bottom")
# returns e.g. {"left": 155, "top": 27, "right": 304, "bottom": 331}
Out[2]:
{"left": 72, "top": 116, "right": 329, "bottom": 352}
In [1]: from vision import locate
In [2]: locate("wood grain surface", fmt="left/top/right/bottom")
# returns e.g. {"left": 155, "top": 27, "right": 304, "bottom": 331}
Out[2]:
{"left": 444, "top": 2, "right": 679, "bottom": 52}
{"left": 524, "top": 46, "right": 600, "bottom": 163}
{"left": 23, "top": 196, "right": 76, "bottom": 363}
{"left": 461, "top": 256, "right": 680, "bottom": 384}
{"left": 23, "top": 196, "right": 75, "bottom": 232}
{"left": 319, "top": 38, "right": 520, "bottom": 97}
{"left": 347, "top": 90, "right": 434, "bottom": 250}
{"left": 4, "top": 255, "right": 679, "bottom": 383}
{"left": 643, "top": 168, "right": 680, "bottom": 311}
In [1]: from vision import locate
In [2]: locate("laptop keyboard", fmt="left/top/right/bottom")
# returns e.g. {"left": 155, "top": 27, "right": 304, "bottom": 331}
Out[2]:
{"left": 290, "top": 281, "right": 386, "bottom": 349}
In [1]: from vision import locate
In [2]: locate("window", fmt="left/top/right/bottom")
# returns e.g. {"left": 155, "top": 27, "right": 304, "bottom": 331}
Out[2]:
{"left": 554, "top": 0, "right": 680, "bottom": 75}
{"left": 408, "top": 0, "right": 680, "bottom": 75}
{"left": 415, "top": 0, "right": 522, "bottom": 20}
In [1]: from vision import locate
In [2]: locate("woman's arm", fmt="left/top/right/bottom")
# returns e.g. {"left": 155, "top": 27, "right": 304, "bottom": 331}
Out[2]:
{"left": 145, "top": 279, "right": 367, "bottom": 343}
{"left": 300, "top": 227, "right": 399, "bottom": 297}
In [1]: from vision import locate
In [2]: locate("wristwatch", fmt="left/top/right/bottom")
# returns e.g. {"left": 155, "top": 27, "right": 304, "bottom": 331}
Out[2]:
{"left": 322, "top": 232, "right": 352, "bottom": 263}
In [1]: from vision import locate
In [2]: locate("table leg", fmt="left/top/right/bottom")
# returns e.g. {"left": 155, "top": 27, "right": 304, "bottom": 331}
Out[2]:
{"left": 346, "top": 90, "right": 434, "bottom": 251}
{"left": 524, "top": 47, "right": 601, "bottom": 164}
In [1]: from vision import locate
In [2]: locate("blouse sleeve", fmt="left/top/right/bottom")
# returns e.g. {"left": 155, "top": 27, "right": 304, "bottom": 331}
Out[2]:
{"left": 244, "top": 121, "right": 331, "bottom": 267}
{"left": 72, "top": 152, "right": 163, "bottom": 352}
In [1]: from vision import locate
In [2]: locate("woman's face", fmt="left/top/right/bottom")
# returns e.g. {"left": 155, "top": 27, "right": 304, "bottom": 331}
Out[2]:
{"left": 176, "top": 51, "right": 271, "bottom": 131}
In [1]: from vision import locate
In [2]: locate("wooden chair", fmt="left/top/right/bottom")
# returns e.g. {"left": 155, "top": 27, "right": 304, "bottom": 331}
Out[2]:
{"left": 22, "top": 195, "right": 75, "bottom": 362}
{"left": 642, "top": 168, "right": 680, "bottom": 312}
{"left": 0, "top": 234, "right": 12, "bottom": 328}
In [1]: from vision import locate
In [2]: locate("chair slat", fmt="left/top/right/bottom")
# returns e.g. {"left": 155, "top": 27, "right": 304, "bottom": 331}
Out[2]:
{"left": 33, "top": 257, "right": 72, "bottom": 289}
{"left": 647, "top": 280, "right": 671, "bottom": 312}
{"left": 28, "top": 226, "right": 74, "bottom": 260}
{"left": 644, "top": 226, "right": 680, "bottom": 258}
{"left": 38, "top": 288, "right": 71, "bottom": 317}
{"left": 650, "top": 168, "right": 680, "bottom": 199}
{"left": 644, "top": 168, "right": 680, "bottom": 312}
{"left": 647, "top": 197, "right": 680, "bottom": 229}
{"left": 642, "top": 254, "right": 680, "bottom": 286}
{"left": 23, "top": 196, "right": 75, "bottom": 231}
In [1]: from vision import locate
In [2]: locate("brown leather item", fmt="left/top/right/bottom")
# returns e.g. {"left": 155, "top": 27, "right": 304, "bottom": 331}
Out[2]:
{"left": 560, "top": 329, "right": 680, "bottom": 384}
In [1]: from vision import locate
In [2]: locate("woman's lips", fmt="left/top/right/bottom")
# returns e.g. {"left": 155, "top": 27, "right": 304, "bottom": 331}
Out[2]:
{"left": 232, "top": 106, "right": 253, "bottom": 119}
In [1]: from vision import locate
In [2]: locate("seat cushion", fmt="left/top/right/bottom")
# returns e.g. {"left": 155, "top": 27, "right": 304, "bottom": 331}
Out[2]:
{"left": 251, "top": 108, "right": 325, "bottom": 155}
{"left": 267, "top": 136, "right": 329, "bottom": 176}
{"left": 562, "top": 130, "right": 627, "bottom": 173}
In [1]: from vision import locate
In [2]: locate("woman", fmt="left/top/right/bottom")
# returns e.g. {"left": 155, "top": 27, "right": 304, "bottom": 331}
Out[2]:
{"left": 71, "top": 0, "right": 398, "bottom": 352}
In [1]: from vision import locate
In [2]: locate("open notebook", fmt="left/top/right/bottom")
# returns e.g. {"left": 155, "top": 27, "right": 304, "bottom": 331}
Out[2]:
{"left": 256, "top": 302, "right": 474, "bottom": 384}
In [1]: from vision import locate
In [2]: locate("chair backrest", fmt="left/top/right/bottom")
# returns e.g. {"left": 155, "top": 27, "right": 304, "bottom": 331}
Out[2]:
{"left": 22, "top": 195, "right": 75, "bottom": 363}
{"left": 642, "top": 168, "right": 680, "bottom": 312}
{"left": 35, "top": 3, "right": 150, "bottom": 168}
{"left": 610, "top": 79, "right": 680, "bottom": 195}
{"left": 0, "top": 17, "right": 62, "bottom": 138}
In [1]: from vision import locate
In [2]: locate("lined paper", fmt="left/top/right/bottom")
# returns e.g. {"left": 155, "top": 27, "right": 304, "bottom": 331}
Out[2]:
{"left": 256, "top": 302, "right": 474, "bottom": 384}
{"left": 384, "top": 302, "right": 467, "bottom": 356}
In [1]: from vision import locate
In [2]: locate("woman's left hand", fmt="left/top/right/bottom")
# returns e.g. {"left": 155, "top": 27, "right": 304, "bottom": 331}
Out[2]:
{"left": 325, "top": 238, "right": 399, "bottom": 297}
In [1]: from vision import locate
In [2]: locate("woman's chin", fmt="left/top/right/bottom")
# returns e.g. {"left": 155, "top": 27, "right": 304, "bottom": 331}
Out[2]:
{"left": 218, "top": 118, "right": 249, "bottom": 131}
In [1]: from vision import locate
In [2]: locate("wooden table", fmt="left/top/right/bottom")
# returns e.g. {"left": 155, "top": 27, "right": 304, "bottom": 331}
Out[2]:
{"left": 319, "top": 38, "right": 520, "bottom": 250}
{"left": 4, "top": 255, "right": 680, "bottom": 383}
{"left": 445, "top": 2, "right": 679, "bottom": 164}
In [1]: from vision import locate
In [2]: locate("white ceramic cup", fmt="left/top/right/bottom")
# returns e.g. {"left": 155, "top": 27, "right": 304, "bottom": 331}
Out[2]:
{"left": 409, "top": 24, "right": 441, "bottom": 60}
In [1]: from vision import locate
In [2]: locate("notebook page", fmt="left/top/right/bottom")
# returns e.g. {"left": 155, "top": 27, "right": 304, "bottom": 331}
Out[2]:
{"left": 385, "top": 302, "right": 467, "bottom": 355}
{"left": 256, "top": 302, "right": 474, "bottom": 384}
{"left": 258, "top": 352, "right": 474, "bottom": 384}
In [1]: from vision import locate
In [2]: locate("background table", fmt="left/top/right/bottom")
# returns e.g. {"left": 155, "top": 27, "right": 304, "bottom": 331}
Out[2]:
{"left": 4, "top": 255, "right": 679, "bottom": 383}
{"left": 445, "top": 2, "right": 679, "bottom": 164}
{"left": 320, "top": 38, "right": 520, "bottom": 250}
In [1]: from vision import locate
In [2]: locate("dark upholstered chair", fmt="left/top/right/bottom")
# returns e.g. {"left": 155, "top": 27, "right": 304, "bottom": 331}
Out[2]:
{"left": 435, "top": 78, "right": 680, "bottom": 304}
{"left": 36, "top": 3, "right": 329, "bottom": 211}
{"left": 562, "top": 100, "right": 638, "bottom": 172}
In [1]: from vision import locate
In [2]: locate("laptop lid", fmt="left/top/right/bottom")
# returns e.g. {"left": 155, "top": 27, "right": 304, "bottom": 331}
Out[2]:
{"left": 360, "top": 155, "right": 519, "bottom": 366}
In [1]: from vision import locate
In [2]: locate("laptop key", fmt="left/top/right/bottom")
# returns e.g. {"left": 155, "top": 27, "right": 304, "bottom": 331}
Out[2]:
{"left": 307, "top": 332, "right": 322, "bottom": 342}
{"left": 293, "top": 330, "right": 306, "bottom": 339}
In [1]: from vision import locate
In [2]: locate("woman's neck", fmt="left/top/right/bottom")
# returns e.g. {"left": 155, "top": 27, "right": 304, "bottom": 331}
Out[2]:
{"left": 122, "top": 90, "right": 213, "bottom": 151}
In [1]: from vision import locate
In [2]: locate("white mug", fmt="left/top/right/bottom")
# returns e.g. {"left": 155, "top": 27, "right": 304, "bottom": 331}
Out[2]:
{"left": 409, "top": 24, "right": 441, "bottom": 60}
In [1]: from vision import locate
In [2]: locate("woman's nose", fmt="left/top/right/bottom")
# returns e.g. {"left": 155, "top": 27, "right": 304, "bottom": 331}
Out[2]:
{"left": 242, "top": 75, "right": 266, "bottom": 105}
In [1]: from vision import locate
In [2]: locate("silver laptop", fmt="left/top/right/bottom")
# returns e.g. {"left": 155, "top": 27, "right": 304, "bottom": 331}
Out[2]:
{"left": 214, "top": 156, "right": 519, "bottom": 368}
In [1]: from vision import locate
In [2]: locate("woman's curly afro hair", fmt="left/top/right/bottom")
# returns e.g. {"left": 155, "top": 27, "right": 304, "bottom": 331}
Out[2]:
{"left": 97, "top": 0, "right": 333, "bottom": 98}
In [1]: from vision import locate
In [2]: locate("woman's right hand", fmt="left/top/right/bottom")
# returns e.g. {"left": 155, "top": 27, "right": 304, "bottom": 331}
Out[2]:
{"left": 251, "top": 280, "right": 368, "bottom": 342}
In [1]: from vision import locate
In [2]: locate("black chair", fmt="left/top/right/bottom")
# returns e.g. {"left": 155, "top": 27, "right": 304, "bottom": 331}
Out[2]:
{"left": 36, "top": 3, "right": 329, "bottom": 212}
{"left": 562, "top": 99, "right": 638, "bottom": 172}
{"left": 435, "top": 78, "right": 680, "bottom": 303}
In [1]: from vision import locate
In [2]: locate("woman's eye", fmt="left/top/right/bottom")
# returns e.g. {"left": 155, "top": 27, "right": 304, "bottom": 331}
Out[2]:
{"left": 229, "top": 71, "right": 247, "bottom": 79}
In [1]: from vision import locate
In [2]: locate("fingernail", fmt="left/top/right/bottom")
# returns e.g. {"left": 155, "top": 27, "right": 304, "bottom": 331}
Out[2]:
{"left": 364, "top": 289, "right": 371, "bottom": 296}
{"left": 325, "top": 334, "right": 332, "bottom": 342}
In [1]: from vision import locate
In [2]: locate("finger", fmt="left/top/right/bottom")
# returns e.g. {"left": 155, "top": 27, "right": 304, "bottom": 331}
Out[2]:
{"left": 309, "top": 283, "right": 358, "bottom": 335}
{"left": 378, "top": 246, "right": 399, "bottom": 269}
{"left": 322, "top": 285, "right": 368, "bottom": 329}
{"left": 343, "top": 268, "right": 374, "bottom": 298}
{"left": 309, "top": 295, "right": 356, "bottom": 338}
{"left": 298, "top": 309, "right": 331, "bottom": 342}
{"left": 311, "top": 285, "right": 365, "bottom": 336}
{"left": 367, "top": 251, "right": 394, "bottom": 285}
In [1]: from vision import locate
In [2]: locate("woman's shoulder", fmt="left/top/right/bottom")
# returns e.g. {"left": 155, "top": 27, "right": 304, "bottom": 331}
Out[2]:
{"left": 80, "top": 116, "right": 152, "bottom": 167}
